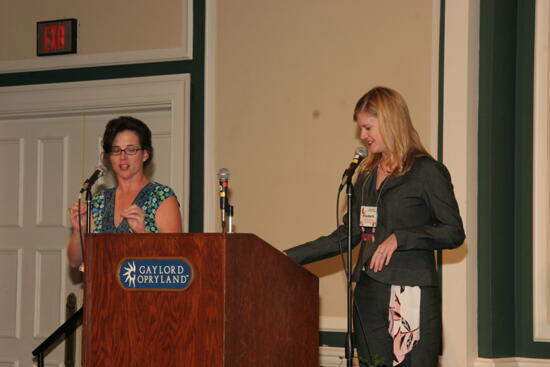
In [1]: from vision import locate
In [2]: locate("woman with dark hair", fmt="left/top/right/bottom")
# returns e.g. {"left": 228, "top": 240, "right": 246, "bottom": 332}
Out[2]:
{"left": 67, "top": 116, "right": 182, "bottom": 267}
{"left": 285, "top": 87, "right": 464, "bottom": 366}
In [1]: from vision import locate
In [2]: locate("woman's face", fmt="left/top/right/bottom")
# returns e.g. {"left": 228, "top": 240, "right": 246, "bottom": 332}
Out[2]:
{"left": 109, "top": 130, "right": 149, "bottom": 181}
{"left": 356, "top": 111, "right": 387, "bottom": 155}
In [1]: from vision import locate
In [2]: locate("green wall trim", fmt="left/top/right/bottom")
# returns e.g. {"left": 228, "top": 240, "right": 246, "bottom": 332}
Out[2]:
{"left": 188, "top": 0, "right": 205, "bottom": 233}
{"left": 0, "top": 61, "right": 195, "bottom": 87}
{"left": 320, "top": 331, "right": 345, "bottom": 348}
{"left": 436, "top": 0, "right": 445, "bottom": 288}
{"left": 478, "top": 0, "right": 550, "bottom": 359}
{"left": 0, "top": 0, "right": 206, "bottom": 233}
{"left": 514, "top": 0, "right": 550, "bottom": 357}
{"left": 437, "top": 0, "right": 445, "bottom": 163}
{"left": 477, "top": 0, "right": 518, "bottom": 357}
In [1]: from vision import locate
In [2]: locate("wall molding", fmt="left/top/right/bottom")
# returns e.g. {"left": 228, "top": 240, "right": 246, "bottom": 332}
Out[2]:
{"left": 474, "top": 357, "right": 550, "bottom": 366}
{"left": 320, "top": 316, "right": 346, "bottom": 332}
{"left": 532, "top": 0, "right": 550, "bottom": 342}
{"left": 0, "top": 0, "right": 193, "bottom": 74}
{"left": 0, "top": 75, "right": 191, "bottom": 231}
{"left": 321, "top": 353, "right": 550, "bottom": 367}
{"left": 319, "top": 346, "right": 359, "bottom": 367}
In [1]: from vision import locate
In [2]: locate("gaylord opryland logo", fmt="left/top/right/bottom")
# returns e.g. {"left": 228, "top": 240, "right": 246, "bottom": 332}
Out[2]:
{"left": 118, "top": 258, "right": 193, "bottom": 291}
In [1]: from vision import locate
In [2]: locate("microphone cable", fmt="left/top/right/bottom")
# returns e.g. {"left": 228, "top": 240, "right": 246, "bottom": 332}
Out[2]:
{"left": 335, "top": 172, "right": 375, "bottom": 367}
{"left": 77, "top": 197, "right": 85, "bottom": 267}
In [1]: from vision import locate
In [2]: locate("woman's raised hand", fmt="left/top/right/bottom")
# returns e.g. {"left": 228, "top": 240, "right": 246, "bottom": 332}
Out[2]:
{"left": 121, "top": 204, "right": 147, "bottom": 233}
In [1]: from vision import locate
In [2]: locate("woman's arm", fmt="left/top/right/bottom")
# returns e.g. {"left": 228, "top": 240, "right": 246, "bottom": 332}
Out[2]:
{"left": 394, "top": 161, "right": 465, "bottom": 251}
{"left": 284, "top": 175, "right": 368, "bottom": 265}
{"left": 155, "top": 196, "right": 183, "bottom": 233}
{"left": 67, "top": 201, "right": 89, "bottom": 268}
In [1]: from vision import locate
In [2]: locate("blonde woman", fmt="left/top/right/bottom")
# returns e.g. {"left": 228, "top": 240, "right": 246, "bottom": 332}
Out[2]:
{"left": 285, "top": 87, "right": 464, "bottom": 367}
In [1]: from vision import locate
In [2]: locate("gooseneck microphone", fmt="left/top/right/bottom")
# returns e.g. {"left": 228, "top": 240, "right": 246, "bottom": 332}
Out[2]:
{"left": 80, "top": 167, "right": 104, "bottom": 193}
{"left": 339, "top": 146, "right": 368, "bottom": 191}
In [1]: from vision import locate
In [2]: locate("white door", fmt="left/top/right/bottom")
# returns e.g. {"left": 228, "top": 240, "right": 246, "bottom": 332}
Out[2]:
{"left": 0, "top": 76, "right": 189, "bottom": 367}
{"left": 0, "top": 116, "right": 84, "bottom": 367}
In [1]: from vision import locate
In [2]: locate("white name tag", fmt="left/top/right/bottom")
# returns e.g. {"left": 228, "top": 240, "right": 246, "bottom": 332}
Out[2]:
{"left": 360, "top": 206, "right": 377, "bottom": 227}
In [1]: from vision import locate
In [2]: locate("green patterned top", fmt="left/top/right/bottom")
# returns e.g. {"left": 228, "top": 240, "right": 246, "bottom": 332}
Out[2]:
{"left": 91, "top": 181, "right": 177, "bottom": 233}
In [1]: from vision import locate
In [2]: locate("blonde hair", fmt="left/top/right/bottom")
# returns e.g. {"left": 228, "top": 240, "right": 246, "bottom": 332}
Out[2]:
{"left": 353, "top": 86, "right": 431, "bottom": 176}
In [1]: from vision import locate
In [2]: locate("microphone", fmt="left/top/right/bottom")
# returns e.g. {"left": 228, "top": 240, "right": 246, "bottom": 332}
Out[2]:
{"left": 80, "top": 167, "right": 104, "bottom": 193}
{"left": 339, "top": 147, "right": 368, "bottom": 190}
{"left": 217, "top": 168, "right": 230, "bottom": 214}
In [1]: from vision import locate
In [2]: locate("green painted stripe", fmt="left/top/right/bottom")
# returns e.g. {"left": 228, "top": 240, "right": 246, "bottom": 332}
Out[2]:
{"left": 319, "top": 331, "right": 345, "bottom": 348}
{"left": 477, "top": 0, "right": 518, "bottom": 357}
{"left": 514, "top": 0, "right": 550, "bottom": 358}
{"left": 0, "top": 61, "right": 196, "bottom": 87}
{"left": 188, "top": 0, "right": 205, "bottom": 233}
{"left": 437, "top": 0, "right": 445, "bottom": 163}
{"left": 478, "top": 0, "right": 550, "bottom": 359}
{"left": 436, "top": 0, "right": 445, "bottom": 290}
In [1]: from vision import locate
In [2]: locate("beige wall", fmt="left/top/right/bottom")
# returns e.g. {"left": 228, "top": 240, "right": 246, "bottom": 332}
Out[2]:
{"left": 0, "top": 0, "right": 441, "bottom": 340}
{"left": 214, "top": 0, "right": 436, "bottom": 320}
{"left": 0, "top": 0, "right": 186, "bottom": 63}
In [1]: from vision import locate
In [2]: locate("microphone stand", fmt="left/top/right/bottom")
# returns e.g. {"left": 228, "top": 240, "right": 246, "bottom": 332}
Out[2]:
{"left": 225, "top": 205, "right": 234, "bottom": 234}
{"left": 344, "top": 176, "right": 354, "bottom": 367}
{"left": 85, "top": 188, "right": 93, "bottom": 234}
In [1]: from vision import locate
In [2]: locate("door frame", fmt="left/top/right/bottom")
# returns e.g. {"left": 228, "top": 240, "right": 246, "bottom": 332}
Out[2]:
{"left": 0, "top": 74, "right": 191, "bottom": 231}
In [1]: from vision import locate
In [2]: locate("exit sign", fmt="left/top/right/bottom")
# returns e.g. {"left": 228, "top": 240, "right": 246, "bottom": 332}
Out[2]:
{"left": 37, "top": 19, "right": 77, "bottom": 56}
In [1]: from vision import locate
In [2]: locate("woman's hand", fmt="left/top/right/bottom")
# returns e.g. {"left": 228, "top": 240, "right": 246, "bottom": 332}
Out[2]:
{"left": 121, "top": 204, "right": 147, "bottom": 233}
{"left": 369, "top": 233, "right": 398, "bottom": 272}
{"left": 69, "top": 201, "right": 87, "bottom": 232}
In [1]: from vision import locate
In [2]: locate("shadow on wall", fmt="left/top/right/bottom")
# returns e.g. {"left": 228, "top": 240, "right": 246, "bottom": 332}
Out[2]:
{"left": 444, "top": 240, "right": 468, "bottom": 265}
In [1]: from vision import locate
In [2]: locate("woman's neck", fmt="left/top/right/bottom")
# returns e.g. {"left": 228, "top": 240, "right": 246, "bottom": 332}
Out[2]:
{"left": 117, "top": 175, "right": 149, "bottom": 194}
{"left": 378, "top": 154, "right": 392, "bottom": 174}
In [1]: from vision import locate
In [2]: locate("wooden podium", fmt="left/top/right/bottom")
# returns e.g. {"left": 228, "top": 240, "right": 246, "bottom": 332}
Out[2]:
{"left": 82, "top": 233, "right": 319, "bottom": 366}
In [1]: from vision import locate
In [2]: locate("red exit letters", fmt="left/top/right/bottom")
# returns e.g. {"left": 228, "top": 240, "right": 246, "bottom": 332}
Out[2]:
{"left": 43, "top": 24, "right": 66, "bottom": 51}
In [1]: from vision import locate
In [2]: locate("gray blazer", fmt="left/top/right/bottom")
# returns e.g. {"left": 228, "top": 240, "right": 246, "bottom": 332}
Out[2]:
{"left": 285, "top": 156, "right": 465, "bottom": 287}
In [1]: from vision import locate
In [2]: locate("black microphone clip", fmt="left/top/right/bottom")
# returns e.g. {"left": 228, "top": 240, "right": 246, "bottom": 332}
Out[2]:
{"left": 80, "top": 167, "right": 104, "bottom": 194}
{"left": 339, "top": 147, "right": 368, "bottom": 191}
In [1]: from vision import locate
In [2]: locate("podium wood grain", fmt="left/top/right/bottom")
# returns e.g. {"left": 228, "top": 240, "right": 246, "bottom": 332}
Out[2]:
{"left": 83, "top": 233, "right": 318, "bottom": 367}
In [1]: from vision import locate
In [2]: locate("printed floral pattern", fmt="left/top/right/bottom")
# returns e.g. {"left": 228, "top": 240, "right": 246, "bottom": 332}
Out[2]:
{"left": 91, "top": 182, "right": 176, "bottom": 233}
{"left": 388, "top": 285, "right": 421, "bottom": 366}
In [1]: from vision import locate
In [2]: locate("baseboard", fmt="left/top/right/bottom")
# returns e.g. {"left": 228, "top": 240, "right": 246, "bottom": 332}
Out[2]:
{"left": 474, "top": 357, "right": 550, "bottom": 367}
{"left": 319, "top": 346, "right": 360, "bottom": 367}
{"left": 321, "top": 351, "right": 550, "bottom": 367}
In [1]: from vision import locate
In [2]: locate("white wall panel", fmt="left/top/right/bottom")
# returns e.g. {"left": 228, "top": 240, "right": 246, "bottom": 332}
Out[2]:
{"left": 0, "top": 138, "right": 23, "bottom": 227}
{"left": 33, "top": 250, "right": 63, "bottom": 338}
{"left": 0, "top": 360, "right": 18, "bottom": 367}
{"left": 150, "top": 132, "right": 172, "bottom": 186}
{"left": 36, "top": 138, "right": 67, "bottom": 227}
{"left": 0, "top": 249, "right": 21, "bottom": 338}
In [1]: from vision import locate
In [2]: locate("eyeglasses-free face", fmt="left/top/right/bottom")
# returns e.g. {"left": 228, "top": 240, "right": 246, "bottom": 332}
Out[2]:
{"left": 110, "top": 146, "right": 143, "bottom": 155}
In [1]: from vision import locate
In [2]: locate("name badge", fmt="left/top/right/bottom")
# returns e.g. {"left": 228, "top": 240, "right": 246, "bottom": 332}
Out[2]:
{"left": 360, "top": 206, "right": 377, "bottom": 227}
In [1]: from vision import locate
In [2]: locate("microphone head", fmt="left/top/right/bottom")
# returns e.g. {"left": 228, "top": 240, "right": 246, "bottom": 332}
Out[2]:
{"left": 355, "top": 146, "right": 368, "bottom": 158}
{"left": 96, "top": 166, "right": 105, "bottom": 178}
{"left": 217, "top": 168, "right": 231, "bottom": 182}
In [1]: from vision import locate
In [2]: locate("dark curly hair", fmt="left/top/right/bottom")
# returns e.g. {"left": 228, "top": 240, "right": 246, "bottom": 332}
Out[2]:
{"left": 102, "top": 116, "right": 153, "bottom": 168}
